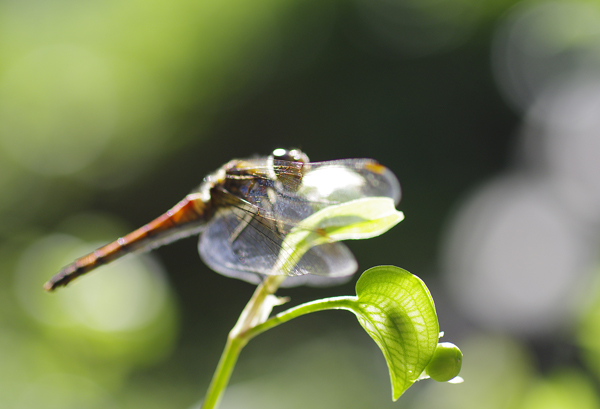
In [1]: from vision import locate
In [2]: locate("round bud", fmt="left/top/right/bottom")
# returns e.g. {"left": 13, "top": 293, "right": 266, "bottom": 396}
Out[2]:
{"left": 425, "top": 342, "right": 463, "bottom": 382}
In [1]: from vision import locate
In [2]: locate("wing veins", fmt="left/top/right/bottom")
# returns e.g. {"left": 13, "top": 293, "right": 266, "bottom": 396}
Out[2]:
{"left": 212, "top": 188, "right": 309, "bottom": 275}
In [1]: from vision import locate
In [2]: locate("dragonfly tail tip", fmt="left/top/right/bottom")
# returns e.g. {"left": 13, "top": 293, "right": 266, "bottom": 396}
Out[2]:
{"left": 43, "top": 276, "right": 66, "bottom": 292}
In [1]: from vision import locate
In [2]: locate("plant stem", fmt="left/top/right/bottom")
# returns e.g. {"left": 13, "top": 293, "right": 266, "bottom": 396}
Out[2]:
{"left": 200, "top": 335, "right": 247, "bottom": 409}
{"left": 201, "top": 279, "right": 358, "bottom": 409}
{"left": 201, "top": 275, "right": 285, "bottom": 409}
{"left": 244, "top": 296, "right": 358, "bottom": 341}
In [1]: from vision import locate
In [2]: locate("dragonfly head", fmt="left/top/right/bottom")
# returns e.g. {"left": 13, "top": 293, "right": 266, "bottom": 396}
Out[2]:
{"left": 271, "top": 148, "right": 309, "bottom": 164}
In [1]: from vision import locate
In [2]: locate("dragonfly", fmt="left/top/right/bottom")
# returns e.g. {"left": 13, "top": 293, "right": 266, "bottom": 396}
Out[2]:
{"left": 44, "top": 148, "right": 401, "bottom": 291}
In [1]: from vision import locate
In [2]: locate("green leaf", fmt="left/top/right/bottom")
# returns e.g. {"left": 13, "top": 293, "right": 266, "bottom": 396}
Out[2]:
{"left": 352, "top": 266, "right": 439, "bottom": 400}
{"left": 274, "top": 197, "right": 404, "bottom": 274}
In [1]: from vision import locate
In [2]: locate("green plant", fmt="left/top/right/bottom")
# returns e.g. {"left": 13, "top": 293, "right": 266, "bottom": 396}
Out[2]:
{"left": 42, "top": 161, "right": 463, "bottom": 408}
{"left": 200, "top": 197, "right": 462, "bottom": 409}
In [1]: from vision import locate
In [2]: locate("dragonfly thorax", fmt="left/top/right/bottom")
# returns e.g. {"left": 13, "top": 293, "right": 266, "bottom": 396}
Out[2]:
{"left": 265, "top": 148, "right": 310, "bottom": 190}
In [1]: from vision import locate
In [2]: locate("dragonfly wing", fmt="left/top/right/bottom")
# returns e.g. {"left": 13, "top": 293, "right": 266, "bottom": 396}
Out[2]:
{"left": 198, "top": 203, "right": 357, "bottom": 284}
{"left": 222, "top": 157, "right": 400, "bottom": 205}
{"left": 277, "top": 242, "right": 357, "bottom": 288}
{"left": 299, "top": 159, "right": 401, "bottom": 206}
{"left": 227, "top": 160, "right": 402, "bottom": 228}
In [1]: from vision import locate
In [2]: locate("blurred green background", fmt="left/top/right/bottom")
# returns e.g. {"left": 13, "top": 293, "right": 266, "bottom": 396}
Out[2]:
{"left": 2, "top": 0, "right": 600, "bottom": 408}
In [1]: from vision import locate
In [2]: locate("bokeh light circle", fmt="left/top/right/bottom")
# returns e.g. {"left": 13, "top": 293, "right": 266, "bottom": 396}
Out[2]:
{"left": 14, "top": 373, "right": 117, "bottom": 409}
{"left": 14, "top": 232, "right": 174, "bottom": 334}
{"left": 492, "top": 1, "right": 600, "bottom": 112}
{"left": 441, "top": 175, "right": 594, "bottom": 335}
{"left": 522, "top": 77, "right": 600, "bottom": 223}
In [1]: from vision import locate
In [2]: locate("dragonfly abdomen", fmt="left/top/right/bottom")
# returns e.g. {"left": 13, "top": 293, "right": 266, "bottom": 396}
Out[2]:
{"left": 44, "top": 194, "right": 209, "bottom": 291}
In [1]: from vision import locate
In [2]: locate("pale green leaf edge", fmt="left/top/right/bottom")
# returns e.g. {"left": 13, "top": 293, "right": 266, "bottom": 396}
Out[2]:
{"left": 273, "top": 197, "right": 404, "bottom": 274}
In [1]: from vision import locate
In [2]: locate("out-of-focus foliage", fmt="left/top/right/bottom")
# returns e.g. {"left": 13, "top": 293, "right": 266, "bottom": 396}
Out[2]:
{"left": 1, "top": 214, "right": 178, "bottom": 408}
{"left": 409, "top": 335, "right": 535, "bottom": 409}
{"left": 578, "top": 270, "right": 600, "bottom": 381}
{"left": 0, "top": 0, "right": 302, "bottom": 188}
{"left": 1, "top": 0, "right": 600, "bottom": 407}
{"left": 520, "top": 371, "right": 600, "bottom": 409}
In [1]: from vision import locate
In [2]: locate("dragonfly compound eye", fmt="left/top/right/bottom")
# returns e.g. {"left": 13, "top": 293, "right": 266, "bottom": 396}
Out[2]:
{"left": 271, "top": 148, "right": 309, "bottom": 164}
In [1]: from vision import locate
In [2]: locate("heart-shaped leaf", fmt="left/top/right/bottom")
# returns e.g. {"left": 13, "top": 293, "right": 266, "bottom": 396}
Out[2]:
{"left": 352, "top": 266, "right": 439, "bottom": 400}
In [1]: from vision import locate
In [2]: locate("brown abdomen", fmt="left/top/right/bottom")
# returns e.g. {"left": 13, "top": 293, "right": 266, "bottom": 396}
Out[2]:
{"left": 44, "top": 194, "right": 209, "bottom": 291}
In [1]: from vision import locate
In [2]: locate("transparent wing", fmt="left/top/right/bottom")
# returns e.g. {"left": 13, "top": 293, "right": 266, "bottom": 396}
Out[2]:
{"left": 218, "top": 158, "right": 401, "bottom": 206}
{"left": 298, "top": 159, "right": 401, "bottom": 205}
{"left": 198, "top": 191, "right": 357, "bottom": 281}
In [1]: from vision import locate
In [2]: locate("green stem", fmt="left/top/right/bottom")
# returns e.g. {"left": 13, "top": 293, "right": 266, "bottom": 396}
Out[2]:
{"left": 201, "top": 276, "right": 285, "bottom": 409}
{"left": 200, "top": 335, "right": 247, "bottom": 409}
{"left": 244, "top": 296, "right": 358, "bottom": 341}
{"left": 201, "top": 280, "right": 358, "bottom": 409}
